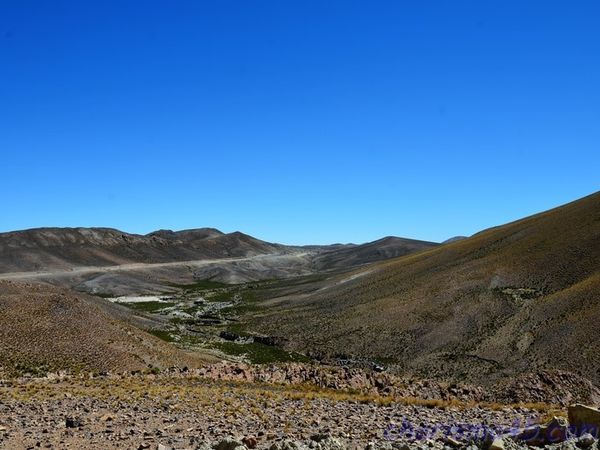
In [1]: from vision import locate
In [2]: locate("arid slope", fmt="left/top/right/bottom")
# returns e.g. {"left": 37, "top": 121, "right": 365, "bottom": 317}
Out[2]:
{"left": 312, "top": 236, "right": 438, "bottom": 271}
{"left": 0, "top": 227, "right": 438, "bottom": 292}
{"left": 0, "top": 227, "right": 286, "bottom": 273}
{"left": 0, "top": 281, "right": 204, "bottom": 375}
{"left": 254, "top": 191, "right": 600, "bottom": 385}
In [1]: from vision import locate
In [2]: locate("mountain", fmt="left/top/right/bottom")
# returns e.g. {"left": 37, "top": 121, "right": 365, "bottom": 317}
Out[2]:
{"left": 0, "top": 227, "right": 287, "bottom": 273}
{"left": 0, "top": 280, "right": 206, "bottom": 375}
{"left": 0, "top": 227, "right": 438, "bottom": 294}
{"left": 147, "top": 227, "right": 225, "bottom": 241}
{"left": 253, "top": 191, "right": 600, "bottom": 385}
{"left": 312, "top": 236, "right": 438, "bottom": 271}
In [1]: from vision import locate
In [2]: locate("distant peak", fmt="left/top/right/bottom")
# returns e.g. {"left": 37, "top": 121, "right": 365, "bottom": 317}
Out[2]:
{"left": 147, "top": 229, "right": 175, "bottom": 236}
{"left": 442, "top": 236, "right": 468, "bottom": 244}
{"left": 147, "top": 228, "right": 224, "bottom": 239}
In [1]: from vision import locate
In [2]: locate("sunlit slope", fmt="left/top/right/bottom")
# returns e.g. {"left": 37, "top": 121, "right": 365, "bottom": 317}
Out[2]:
{"left": 0, "top": 227, "right": 286, "bottom": 272}
{"left": 256, "top": 191, "right": 600, "bottom": 384}
{"left": 0, "top": 281, "right": 203, "bottom": 375}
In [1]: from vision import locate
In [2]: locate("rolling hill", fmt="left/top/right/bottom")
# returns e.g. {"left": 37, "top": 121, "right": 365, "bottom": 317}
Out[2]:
{"left": 252, "top": 191, "right": 600, "bottom": 385}
{"left": 312, "top": 236, "right": 438, "bottom": 271}
{"left": 0, "top": 280, "right": 206, "bottom": 375}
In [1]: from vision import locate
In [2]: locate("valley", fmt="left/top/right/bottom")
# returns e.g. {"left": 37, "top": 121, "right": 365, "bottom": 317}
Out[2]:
{"left": 1, "top": 192, "right": 600, "bottom": 449}
{"left": 4, "top": 2, "right": 597, "bottom": 448}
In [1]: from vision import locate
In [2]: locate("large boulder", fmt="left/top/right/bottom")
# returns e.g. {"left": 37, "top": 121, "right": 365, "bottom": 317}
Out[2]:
{"left": 569, "top": 404, "right": 600, "bottom": 436}
{"left": 513, "top": 416, "right": 569, "bottom": 446}
{"left": 577, "top": 433, "right": 596, "bottom": 448}
{"left": 488, "top": 438, "right": 505, "bottom": 450}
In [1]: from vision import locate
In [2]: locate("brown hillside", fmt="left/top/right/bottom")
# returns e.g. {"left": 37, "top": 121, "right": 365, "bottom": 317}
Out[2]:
{"left": 0, "top": 227, "right": 441, "bottom": 293}
{"left": 254, "top": 191, "right": 600, "bottom": 385}
{"left": 0, "top": 281, "right": 203, "bottom": 375}
{"left": 0, "top": 227, "right": 287, "bottom": 273}
{"left": 312, "top": 236, "right": 438, "bottom": 271}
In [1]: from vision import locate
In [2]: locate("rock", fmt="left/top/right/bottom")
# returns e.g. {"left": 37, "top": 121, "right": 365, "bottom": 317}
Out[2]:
{"left": 442, "top": 436, "right": 462, "bottom": 448}
{"left": 214, "top": 438, "right": 248, "bottom": 450}
{"left": 577, "top": 433, "right": 596, "bottom": 448}
{"left": 513, "top": 416, "right": 568, "bottom": 446}
{"left": 569, "top": 404, "right": 600, "bottom": 436}
{"left": 310, "top": 434, "right": 330, "bottom": 443}
{"left": 514, "top": 425, "right": 539, "bottom": 445}
{"left": 65, "top": 417, "right": 81, "bottom": 428}
{"left": 365, "top": 443, "right": 393, "bottom": 450}
{"left": 269, "top": 441, "right": 308, "bottom": 450}
{"left": 100, "top": 413, "right": 115, "bottom": 422}
{"left": 242, "top": 436, "right": 258, "bottom": 449}
{"left": 488, "top": 438, "right": 504, "bottom": 450}
{"left": 158, "top": 444, "right": 172, "bottom": 450}
{"left": 310, "top": 433, "right": 346, "bottom": 450}
{"left": 372, "top": 364, "right": 385, "bottom": 373}
{"left": 316, "top": 437, "right": 345, "bottom": 450}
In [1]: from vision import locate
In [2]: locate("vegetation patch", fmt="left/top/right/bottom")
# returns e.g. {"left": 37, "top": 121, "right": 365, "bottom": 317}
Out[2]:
{"left": 168, "top": 279, "right": 230, "bottom": 291}
{"left": 120, "top": 301, "right": 176, "bottom": 313}
{"left": 209, "top": 341, "right": 311, "bottom": 364}
{"left": 90, "top": 292, "right": 115, "bottom": 299}
{"left": 149, "top": 329, "right": 176, "bottom": 342}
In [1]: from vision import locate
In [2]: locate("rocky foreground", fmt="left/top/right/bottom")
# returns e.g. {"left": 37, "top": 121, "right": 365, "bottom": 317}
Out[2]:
{"left": 1, "top": 365, "right": 600, "bottom": 450}
{"left": 0, "top": 377, "right": 532, "bottom": 450}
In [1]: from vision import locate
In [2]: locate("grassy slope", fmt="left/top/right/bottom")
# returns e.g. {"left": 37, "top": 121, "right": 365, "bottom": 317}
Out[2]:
{"left": 0, "top": 281, "right": 205, "bottom": 375}
{"left": 253, "top": 191, "right": 600, "bottom": 384}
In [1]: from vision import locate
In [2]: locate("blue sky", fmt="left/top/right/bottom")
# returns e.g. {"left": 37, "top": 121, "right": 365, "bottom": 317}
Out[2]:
{"left": 1, "top": 1, "right": 598, "bottom": 244}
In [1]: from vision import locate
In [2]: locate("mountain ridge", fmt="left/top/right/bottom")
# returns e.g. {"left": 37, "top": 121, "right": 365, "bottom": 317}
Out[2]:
{"left": 0, "top": 226, "right": 437, "bottom": 275}
{"left": 252, "top": 190, "right": 600, "bottom": 385}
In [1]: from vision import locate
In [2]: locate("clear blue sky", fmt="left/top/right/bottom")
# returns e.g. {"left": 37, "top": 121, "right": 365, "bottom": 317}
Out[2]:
{"left": 1, "top": 1, "right": 598, "bottom": 244}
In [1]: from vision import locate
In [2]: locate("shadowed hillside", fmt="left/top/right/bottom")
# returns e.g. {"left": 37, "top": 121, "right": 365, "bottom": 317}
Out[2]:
{"left": 253, "top": 191, "right": 600, "bottom": 385}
